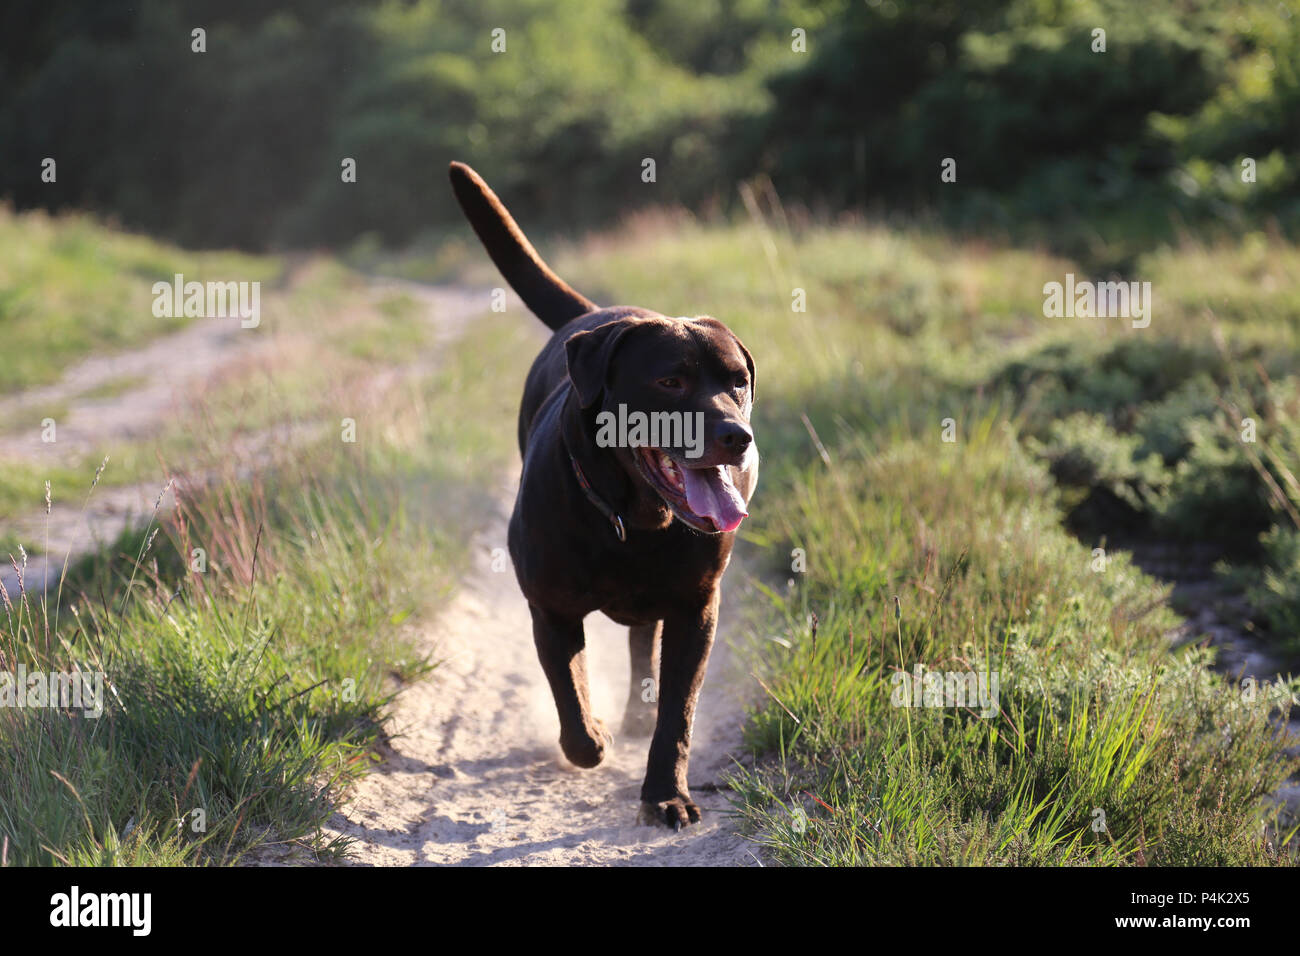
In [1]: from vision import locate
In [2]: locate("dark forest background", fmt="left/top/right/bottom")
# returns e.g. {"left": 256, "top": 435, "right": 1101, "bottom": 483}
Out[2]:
{"left": 2, "top": 0, "right": 1297, "bottom": 255}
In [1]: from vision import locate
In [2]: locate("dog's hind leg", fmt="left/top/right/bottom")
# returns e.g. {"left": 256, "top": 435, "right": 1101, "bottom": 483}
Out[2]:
{"left": 638, "top": 593, "right": 719, "bottom": 828}
{"left": 620, "top": 622, "right": 661, "bottom": 738}
{"left": 529, "top": 604, "right": 612, "bottom": 768}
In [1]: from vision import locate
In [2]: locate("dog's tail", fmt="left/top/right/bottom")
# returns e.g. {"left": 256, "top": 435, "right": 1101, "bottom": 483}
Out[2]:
{"left": 448, "top": 161, "right": 598, "bottom": 330}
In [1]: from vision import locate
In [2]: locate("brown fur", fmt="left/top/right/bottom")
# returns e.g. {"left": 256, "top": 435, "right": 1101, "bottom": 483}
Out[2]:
{"left": 448, "top": 162, "right": 758, "bottom": 828}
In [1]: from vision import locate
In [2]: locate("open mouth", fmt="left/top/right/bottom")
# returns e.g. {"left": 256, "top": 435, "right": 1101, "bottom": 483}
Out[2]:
{"left": 635, "top": 447, "right": 748, "bottom": 534}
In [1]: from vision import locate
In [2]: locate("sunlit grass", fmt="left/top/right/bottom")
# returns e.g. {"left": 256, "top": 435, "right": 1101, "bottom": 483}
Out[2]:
{"left": 560, "top": 212, "right": 1300, "bottom": 865}
{"left": 0, "top": 207, "right": 280, "bottom": 393}
{"left": 0, "top": 305, "right": 531, "bottom": 866}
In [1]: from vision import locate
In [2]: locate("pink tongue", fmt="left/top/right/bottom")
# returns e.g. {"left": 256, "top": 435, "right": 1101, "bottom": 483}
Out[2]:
{"left": 680, "top": 465, "right": 748, "bottom": 533}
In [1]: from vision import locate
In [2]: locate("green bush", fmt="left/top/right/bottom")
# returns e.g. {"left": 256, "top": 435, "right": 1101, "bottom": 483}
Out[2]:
{"left": 1131, "top": 380, "right": 1221, "bottom": 463}
{"left": 1246, "top": 526, "right": 1300, "bottom": 651}
{"left": 1155, "top": 419, "right": 1277, "bottom": 551}
{"left": 1028, "top": 413, "right": 1172, "bottom": 530}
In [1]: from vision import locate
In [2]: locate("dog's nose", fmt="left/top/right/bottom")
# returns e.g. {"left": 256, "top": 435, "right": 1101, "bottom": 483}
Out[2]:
{"left": 716, "top": 421, "right": 753, "bottom": 453}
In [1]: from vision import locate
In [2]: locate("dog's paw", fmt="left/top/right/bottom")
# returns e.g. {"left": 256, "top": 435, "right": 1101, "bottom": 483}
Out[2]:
{"left": 559, "top": 718, "right": 613, "bottom": 769}
{"left": 637, "top": 794, "right": 702, "bottom": 831}
{"left": 619, "top": 705, "right": 657, "bottom": 738}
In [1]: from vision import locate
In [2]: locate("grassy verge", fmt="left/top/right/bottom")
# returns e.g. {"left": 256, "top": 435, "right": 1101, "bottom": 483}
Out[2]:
{"left": 0, "top": 207, "right": 279, "bottom": 394}
{"left": 0, "top": 257, "right": 444, "bottom": 524}
{"left": 0, "top": 290, "right": 531, "bottom": 865}
{"left": 6, "top": 202, "right": 1296, "bottom": 867}
{"left": 557, "top": 213, "right": 1300, "bottom": 865}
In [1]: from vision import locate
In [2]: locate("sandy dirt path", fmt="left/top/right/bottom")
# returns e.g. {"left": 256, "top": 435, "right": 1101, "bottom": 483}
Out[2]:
{"left": 321, "top": 490, "right": 762, "bottom": 866}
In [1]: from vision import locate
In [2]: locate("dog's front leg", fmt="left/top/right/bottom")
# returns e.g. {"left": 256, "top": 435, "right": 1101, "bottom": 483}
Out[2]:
{"left": 638, "top": 592, "right": 719, "bottom": 828}
{"left": 529, "top": 604, "right": 612, "bottom": 768}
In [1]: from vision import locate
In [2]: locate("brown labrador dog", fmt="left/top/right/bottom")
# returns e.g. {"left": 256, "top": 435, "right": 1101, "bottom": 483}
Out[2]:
{"left": 448, "top": 162, "right": 758, "bottom": 828}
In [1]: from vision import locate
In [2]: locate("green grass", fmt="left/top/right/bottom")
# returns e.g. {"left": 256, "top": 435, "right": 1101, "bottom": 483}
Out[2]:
{"left": 0, "top": 462, "right": 89, "bottom": 543}
{"left": 0, "top": 206, "right": 295, "bottom": 521}
{"left": 5, "top": 204, "right": 1298, "bottom": 868}
{"left": 0, "top": 257, "right": 446, "bottom": 524}
{"left": 0, "top": 207, "right": 280, "bottom": 394}
{"left": 557, "top": 213, "right": 1300, "bottom": 865}
{"left": 0, "top": 306, "right": 531, "bottom": 866}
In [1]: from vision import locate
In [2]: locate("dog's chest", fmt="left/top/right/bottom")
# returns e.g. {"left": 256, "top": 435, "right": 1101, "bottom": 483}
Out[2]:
{"left": 588, "top": 534, "right": 729, "bottom": 620}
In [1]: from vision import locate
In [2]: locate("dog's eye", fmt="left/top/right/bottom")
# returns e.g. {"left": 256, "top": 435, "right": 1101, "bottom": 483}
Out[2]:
{"left": 734, "top": 376, "right": 749, "bottom": 390}
{"left": 657, "top": 377, "right": 682, "bottom": 390}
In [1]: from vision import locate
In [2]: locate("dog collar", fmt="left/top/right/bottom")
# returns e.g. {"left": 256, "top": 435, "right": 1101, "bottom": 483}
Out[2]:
{"left": 569, "top": 454, "right": 626, "bottom": 542}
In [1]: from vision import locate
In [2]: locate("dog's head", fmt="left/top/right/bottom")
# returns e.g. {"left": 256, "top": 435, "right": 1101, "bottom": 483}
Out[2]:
{"left": 566, "top": 314, "right": 757, "bottom": 535}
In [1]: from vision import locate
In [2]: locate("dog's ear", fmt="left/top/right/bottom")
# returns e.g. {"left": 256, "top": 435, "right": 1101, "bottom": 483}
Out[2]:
{"left": 565, "top": 319, "right": 640, "bottom": 408}
{"left": 734, "top": 334, "right": 756, "bottom": 405}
